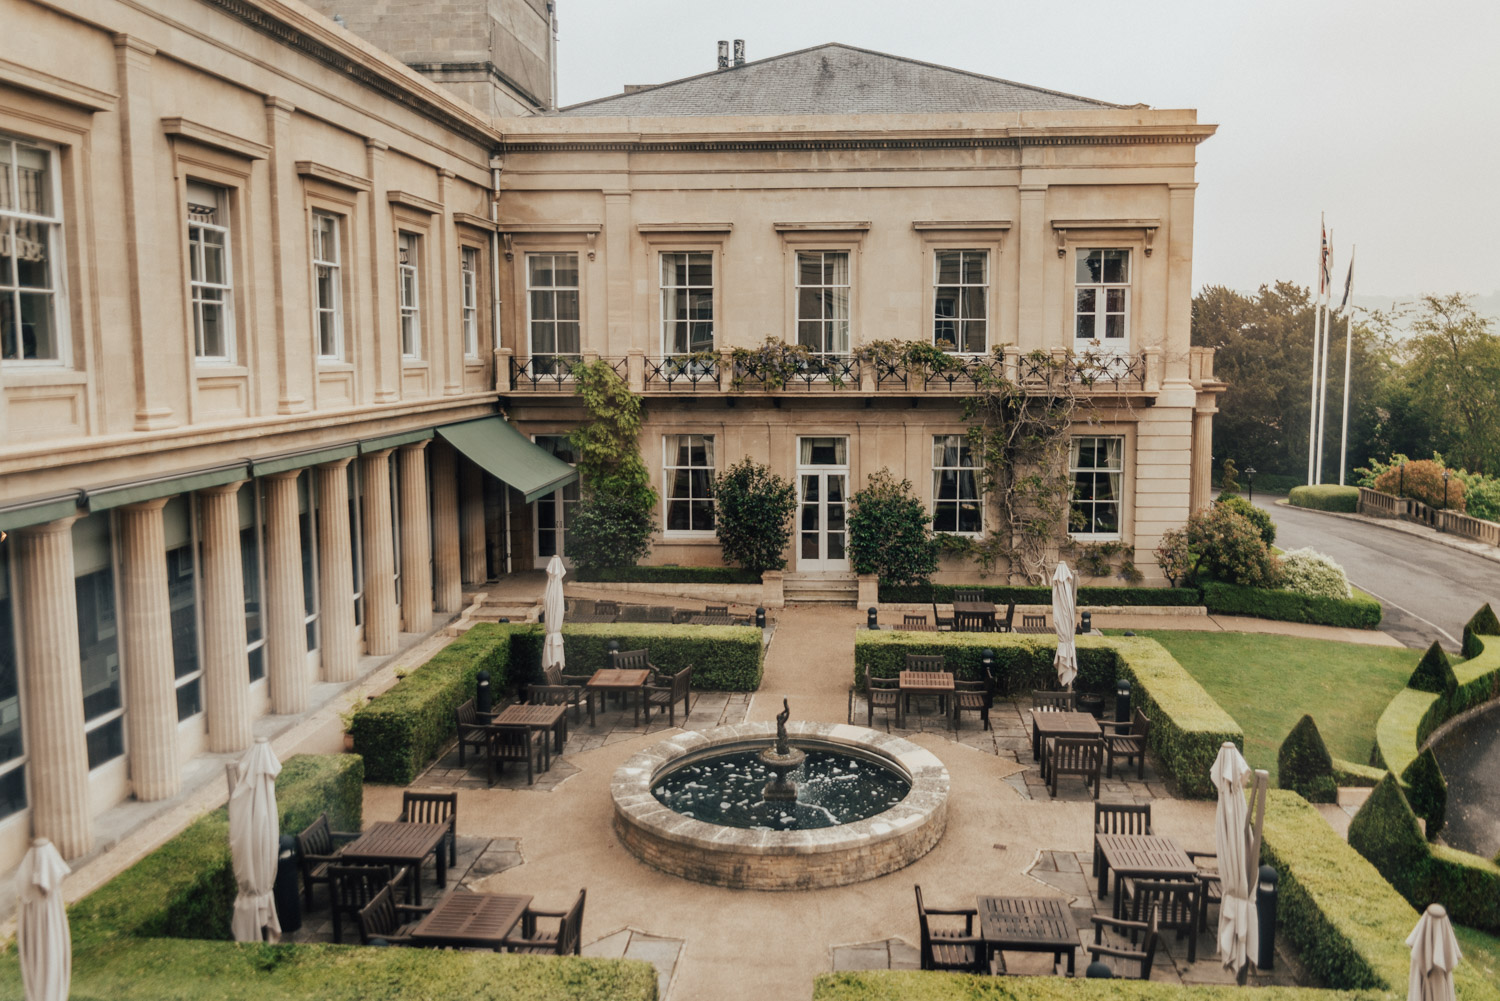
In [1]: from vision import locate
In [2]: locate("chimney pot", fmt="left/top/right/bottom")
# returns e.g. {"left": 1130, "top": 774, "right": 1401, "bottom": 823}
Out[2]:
{"left": 733, "top": 39, "right": 745, "bottom": 66}
{"left": 717, "top": 40, "right": 729, "bottom": 70}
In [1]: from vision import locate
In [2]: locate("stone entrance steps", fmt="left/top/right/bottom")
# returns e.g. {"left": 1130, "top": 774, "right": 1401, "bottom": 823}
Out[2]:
{"left": 783, "top": 572, "right": 858, "bottom": 605}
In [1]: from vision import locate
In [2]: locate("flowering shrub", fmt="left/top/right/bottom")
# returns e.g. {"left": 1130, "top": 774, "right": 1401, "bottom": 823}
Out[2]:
{"left": 1217, "top": 495, "right": 1275, "bottom": 546}
{"left": 1372, "top": 458, "right": 1466, "bottom": 512}
{"left": 1153, "top": 528, "right": 1194, "bottom": 587}
{"left": 1278, "top": 547, "right": 1352, "bottom": 600}
{"left": 1186, "top": 504, "right": 1282, "bottom": 588}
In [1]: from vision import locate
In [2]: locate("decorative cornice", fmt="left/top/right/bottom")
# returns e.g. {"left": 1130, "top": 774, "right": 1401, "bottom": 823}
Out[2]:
{"left": 387, "top": 190, "right": 442, "bottom": 214}
{"left": 453, "top": 212, "right": 498, "bottom": 232}
{"left": 162, "top": 117, "right": 271, "bottom": 159}
{"left": 636, "top": 222, "right": 733, "bottom": 233}
{"left": 1052, "top": 218, "right": 1161, "bottom": 256}
{"left": 296, "top": 160, "right": 372, "bottom": 191}
{"left": 0, "top": 57, "right": 116, "bottom": 111}
{"left": 499, "top": 131, "right": 1211, "bottom": 155}
{"left": 912, "top": 220, "right": 1011, "bottom": 231}
{"left": 772, "top": 221, "right": 870, "bottom": 232}
{"left": 499, "top": 222, "right": 602, "bottom": 259}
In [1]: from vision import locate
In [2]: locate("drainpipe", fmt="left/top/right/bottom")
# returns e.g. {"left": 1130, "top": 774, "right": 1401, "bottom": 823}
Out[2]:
{"left": 488, "top": 153, "right": 513, "bottom": 576}
{"left": 547, "top": 2, "right": 559, "bottom": 111}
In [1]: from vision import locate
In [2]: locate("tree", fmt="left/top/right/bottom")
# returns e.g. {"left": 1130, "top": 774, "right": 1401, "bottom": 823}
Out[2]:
{"left": 713, "top": 459, "right": 796, "bottom": 574}
{"left": 848, "top": 469, "right": 938, "bottom": 585}
{"left": 1396, "top": 294, "right": 1500, "bottom": 475}
{"left": 565, "top": 360, "right": 656, "bottom": 569}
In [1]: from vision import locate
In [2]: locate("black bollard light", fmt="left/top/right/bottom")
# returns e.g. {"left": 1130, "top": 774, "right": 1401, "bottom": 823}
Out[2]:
{"left": 755, "top": 606, "right": 766, "bottom": 629}
{"left": 867, "top": 606, "right": 879, "bottom": 630}
{"left": 273, "top": 834, "right": 303, "bottom": 934}
{"left": 1085, "top": 961, "right": 1114, "bottom": 979}
{"left": 606, "top": 639, "right": 620, "bottom": 668}
{"left": 1257, "top": 865, "right": 1279, "bottom": 970}
{"left": 476, "top": 670, "right": 493, "bottom": 715}
{"left": 1080, "top": 611, "right": 1092, "bottom": 635}
{"left": 1115, "top": 678, "right": 1131, "bottom": 723}
{"left": 537, "top": 609, "right": 544, "bottom": 624}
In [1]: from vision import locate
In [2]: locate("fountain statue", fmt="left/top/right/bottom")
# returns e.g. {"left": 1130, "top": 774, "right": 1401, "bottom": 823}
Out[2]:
{"left": 758, "top": 698, "right": 806, "bottom": 801}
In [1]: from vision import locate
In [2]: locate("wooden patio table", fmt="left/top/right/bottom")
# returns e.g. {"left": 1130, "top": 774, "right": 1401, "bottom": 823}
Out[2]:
{"left": 976, "top": 895, "right": 1080, "bottom": 976}
{"left": 1032, "top": 710, "right": 1101, "bottom": 769}
{"left": 688, "top": 613, "right": 735, "bottom": 626}
{"left": 1094, "top": 832, "right": 1199, "bottom": 915}
{"left": 490, "top": 702, "right": 569, "bottom": 767}
{"left": 586, "top": 668, "right": 651, "bottom": 726}
{"left": 898, "top": 670, "right": 955, "bottom": 728}
{"left": 951, "top": 600, "right": 997, "bottom": 616}
{"left": 408, "top": 890, "right": 533, "bottom": 951}
{"left": 338, "top": 821, "right": 449, "bottom": 905}
{"left": 567, "top": 611, "right": 618, "bottom": 624}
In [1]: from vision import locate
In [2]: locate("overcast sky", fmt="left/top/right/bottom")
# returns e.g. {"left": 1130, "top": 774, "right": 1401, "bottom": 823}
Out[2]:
{"left": 554, "top": 0, "right": 1500, "bottom": 302}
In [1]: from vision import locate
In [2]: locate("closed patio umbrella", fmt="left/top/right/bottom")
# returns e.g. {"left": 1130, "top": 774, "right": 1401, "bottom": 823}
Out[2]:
{"left": 1051, "top": 561, "right": 1077, "bottom": 687}
{"left": 543, "top": 553, "right": 567, "bottom": 675}
{"left": 1406, "top": 903, "right": 1461, "bottom": 1001}
{"left": 16, "top": 837, "right": 70, "bottom": 1001}
{"left": 229, "top": 737, "right": 282, "bottom": 943}
{"left": 1212, "top": 741, "right": 1258, "bottom": 980}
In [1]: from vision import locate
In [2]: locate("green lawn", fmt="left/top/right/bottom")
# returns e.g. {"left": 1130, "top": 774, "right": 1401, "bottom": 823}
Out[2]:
{"left": 1457, "top": 925, "right": 1500, "bottom": 983}
{"left": 1119, "top": 630, "right": 1419, "bottom": 783}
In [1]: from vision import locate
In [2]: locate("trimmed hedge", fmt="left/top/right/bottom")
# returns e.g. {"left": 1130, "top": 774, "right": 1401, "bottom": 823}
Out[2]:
{"left": 572, "top": 564, "right": 760, "bottom": 585}
{"left": 853, "top": 632, "right": 1242, "bottom": 798}
{"left": 812, "top": 973, "right": 1339, "bottom": 1001}
{"left": 1288, "top": 484, "right": 1360, "bottom": 512}
{"left": 1277, "top": 714, "right": 1337, "bottom": 803}
{"left": 1331, "top": 756, "right": 1386, "bottom": 787}
{"left": 1349, "top": 774, "right": 1500, "bottom": 936}
{"left": 523, "top": 622, "right": 764, "bottom": 692}
{"left": 1400, "top": 747, "right": 1448, "bottom": 838}
{"left": 1199, "top": 579, "right": 1383, "bottom": 629}
{"left": 351, "top": 624, "right": 513, "bottom": 784}
{"left": 1260, "top": 788, "right": 1499, "bottom": 999}
{"left": 1409, "top": 640, "right": 1458, "bottom": 694}
{"left": 878, "top": 582, "right": 1202, "bottom": 606}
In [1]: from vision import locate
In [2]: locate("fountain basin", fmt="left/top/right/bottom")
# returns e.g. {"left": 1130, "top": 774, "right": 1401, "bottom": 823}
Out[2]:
{"left": 611, "top": 722, "right": 949, "bottom": 890}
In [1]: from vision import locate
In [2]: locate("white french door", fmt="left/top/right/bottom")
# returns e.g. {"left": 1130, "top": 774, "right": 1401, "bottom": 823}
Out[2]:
{"left": 532, "top": 434, "right": 579, "bottom": 568}
{"left": 796, "top": 436, "right": 850, "bottom": 572}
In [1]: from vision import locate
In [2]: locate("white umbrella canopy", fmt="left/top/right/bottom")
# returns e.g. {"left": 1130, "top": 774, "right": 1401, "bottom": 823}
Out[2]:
{"left": 16, "top": 837, "right": 71, "bottom": 1001}
{"left": 1051, "top": 561, "right": 1077, "bottom": 687}
{"left": 1407, "top": 903, "right": 1462, "bottom": 1001}
{"left": 1212, "top": 741, "right": 1259, "bottom": 978}
{"left": 229, "top": 738, "right": 283, "bottom": 943}
{"left": 542, "top": 554, "right": 567, "bottom": 675}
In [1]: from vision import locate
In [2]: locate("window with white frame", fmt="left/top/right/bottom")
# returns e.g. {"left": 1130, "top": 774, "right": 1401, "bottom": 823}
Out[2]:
{"left": 933, "top": 250, "right": 987, "bottom": 354}
{"left": 187, "top": 181, "right": 234, "bottom": 362}
{"left": 461, "top": 246, "right": 480, "bottom": 358}
{"left": 527, "top": 252, "right": 579, "bottom": 369}
{"left": 1074, "top": 249, "right": 1129, "bottom": 346}
{"left": 311, "top": 212, "right": 343, "bottom": 361}
{"left": 0, "top": 134, "right": 65, "bottom": 364}
{"left": 1069, "top": 436, "right": 1124, "bottom": 537}
{"left": 664, "top": 434, "right": 715, "bottom": 533}
{"left": 397, "top": 231, "right": 421, "bottom": 358}
{"left": 932, "top": 434, "right": 982, "bottom": 535}
{"left": 795, "top": 251, "right": 849, "bottom": 357}
{"left": 660, "top": 252, "right": 713, "bottom": 356}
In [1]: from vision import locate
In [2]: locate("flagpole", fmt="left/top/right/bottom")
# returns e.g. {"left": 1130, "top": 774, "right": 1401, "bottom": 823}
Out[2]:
{"left": 1307, "top": 217, "right": 1324, "bottom": 486}
{"left": 1338, "top": 245, "right": 1356, "bottom": 485}
{"left": 1315, "top": 231, "right": 1333, "bottom": 484}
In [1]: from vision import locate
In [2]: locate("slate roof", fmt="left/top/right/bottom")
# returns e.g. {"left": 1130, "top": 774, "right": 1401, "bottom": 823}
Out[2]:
{"left": 556, "top": 43, "right": 1123, "bottom": 117}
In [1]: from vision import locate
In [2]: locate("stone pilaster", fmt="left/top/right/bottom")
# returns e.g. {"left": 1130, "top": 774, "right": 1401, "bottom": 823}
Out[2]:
{"left": 398, "top": 441, "right": 433, "bottom": 632}
{"left": 198, "top": 483, "right": 253, "bottom": 752}
{"left": 315, "top": 460, "right": 358, "bottom": 682}
{"left": 116, "top": 500, "right": 180, "bottom": 801}
{"left": 263, "top": 471, "right": 307, "bottom": 715}
{"left": 1190, "top": 410, "right": 1214, "bottom": 514}
{"left": 430, "top": 440, "right": 462, "bottom": 613}
{"left": 14, "top": 517, "right": 91, "bottom": 858}
{"left": 460, "top": 460, "right": 487, "bottom": 584}
{"left": 360, "top": 451, "right": 398, "bottom": 655}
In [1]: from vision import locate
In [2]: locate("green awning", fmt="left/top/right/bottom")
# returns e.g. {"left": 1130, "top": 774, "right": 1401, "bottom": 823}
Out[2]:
{"left": 359, "top": 428, "right": 434, "bottom": 454}
{"left": 0, "top": 492, "right": 82, "bottom": 532}
{"left": 250, "top": 443, "right": 358, "bottom": 478}
{"left": 436, "top": 417, "right": 578, "bottom": 504}
{"left": 86, "top": 463, "right": 250, "bottom": 513}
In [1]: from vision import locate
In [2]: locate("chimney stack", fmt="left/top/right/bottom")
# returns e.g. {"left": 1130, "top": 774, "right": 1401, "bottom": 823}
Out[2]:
{"left": 733, "top": 39, "right": 745, "bottom": 66}
{"left": 717, "top": 40, "right": 729, "bottom": 70}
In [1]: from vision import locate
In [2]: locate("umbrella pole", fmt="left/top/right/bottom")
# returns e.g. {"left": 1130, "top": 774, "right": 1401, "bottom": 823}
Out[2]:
{"left": 1243, "top": 769, "right": 1270, "bottom": 983}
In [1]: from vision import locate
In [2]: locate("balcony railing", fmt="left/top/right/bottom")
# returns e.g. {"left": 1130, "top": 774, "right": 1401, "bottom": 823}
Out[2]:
{"left": 733, "top": 353, "right": 862, "bottom": 391}
{"left": 644, "top": 354, "right": 721, "bottom": 390}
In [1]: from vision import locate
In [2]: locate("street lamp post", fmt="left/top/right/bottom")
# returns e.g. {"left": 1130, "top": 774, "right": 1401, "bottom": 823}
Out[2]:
{"left": 1245, "top": 466, "right": 1257, "bottom": 505}
{"left": 1399, "top": 461, "right": 1406, "bottom": 497}
{"left": 1443, "top": 469, "right": 1451, "bottom": 522}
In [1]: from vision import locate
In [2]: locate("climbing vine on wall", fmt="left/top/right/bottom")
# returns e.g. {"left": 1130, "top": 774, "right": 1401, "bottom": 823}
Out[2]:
{"left": 565, "top": 359, "right": 658, "bottom": 569}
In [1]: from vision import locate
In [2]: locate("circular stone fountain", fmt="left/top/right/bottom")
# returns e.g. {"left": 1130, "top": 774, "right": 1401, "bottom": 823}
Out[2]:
{"left": 611, "top": 713, "right": 949, "bottom": 890}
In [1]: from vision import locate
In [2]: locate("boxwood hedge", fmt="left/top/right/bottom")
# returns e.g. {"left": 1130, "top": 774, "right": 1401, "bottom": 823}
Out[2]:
{"left": 1199, "top": 579, "right": 1382, "bottom": 629}
{"left": 877, "top": 582, "right": 1202, "bottom": 606}
{"left": 572, "top": 564, "right": 760, "bottom": 585}
{"left": 812, "top": 973, "right": 1347, "bottom": 1001}
{"left": 1288, "top": 484, "right": 1360, "bottom": 512}
{"left": 534, "top": 622, "right": 764, "bottom": 692}
{"left": 1277, "top": 714, "right": 1338, "bottom": 803}
{"left": 853, "top": 632, "right": 1241, "bottom": 798}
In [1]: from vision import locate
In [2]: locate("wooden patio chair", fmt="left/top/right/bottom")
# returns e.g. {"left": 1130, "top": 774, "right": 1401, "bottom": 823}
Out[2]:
{"left": 953, "top": 589, "right": 985, "bottom": 603}
{"left": 592, "top": 600, "right": 619, "bottom": 617}
{"left": 488, "top": 724, "right": 544, "bottom": 786}
{"left": 953, "top": 610, "right": 991, "bottom": 633}
{"left": 619, "top": 604, "right": 649, "bottom": 622}
{"left": 1185, "top": 850, "right": 1223, "bottom": 931}
{"left": 1122, "top": 878, "right": 1202, "bottom": 962}
{"left": 904, "top": 653, "right": 950, "bottom": 717}
{"left": 995, "top": 601, "right": 1016, "bottom": 634}
{"left": 647, "top": 605, "right": 676, "bottom": 623}
{"left": 644, "top": 665, "right": 694, "bottom": 726}
{"left": 398, "top": 790, "right": 457, "bottom": 867}
{"left": 1087, "top": 911, "right": 1159, "bottom": 980}
{"left": 503, "top": 889, "right": 586, "bottom": 955}
{"left": 1047, "top": 737, "right": 1103, "bottom": 799}
{"left": 355, "top": 882, "right": 432, "bottom": 946}
{"left": 1032, "top": 689, "right": 1077, "bottom": 711}
{"left": 850, "top": 672, "right": 901, "bottom": 727}
{"left": 329, "top": 863, "right": 407, "bottom": 944}
{"left": 953, "top": 670, "right": 992, "bottom": 731}
{"left": 1093, "top": 802, "right": 1153, "bottom": 881}
{"left": 914, "top": 884, "right": 991, "bottom": 974}
{"left": 903, "top": 613, "right": 929, "bottom": 628}
{"left": 294, "top": 812, "right": 360, "bottom": 908}
{"left": 610, "top": 648, "right": 654, "bottom": 673}
{"left": 1021, "top": 613, "right": 1047, "bottom": 632}
{"left": 569, "top": 598, "right": 595, "bottom": 616}
{"left": 1100, "top": 708, "right": 1152, "bottom": 780}
{"left": 932, "top": 603, "right": 954, "bottom": 631}
{"left": 704, "top": 604, "right": 729, "bottom": 616}
{"left": 530, "top": 663, "right": 595, "bottom": 726}
{"left": 455, "top": 699, "right": 493, "bottom": 767}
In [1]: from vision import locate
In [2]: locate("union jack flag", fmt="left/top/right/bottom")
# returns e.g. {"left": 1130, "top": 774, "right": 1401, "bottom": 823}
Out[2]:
{"left": 1319, "top": 222, "right": 1331, "bottom": 297}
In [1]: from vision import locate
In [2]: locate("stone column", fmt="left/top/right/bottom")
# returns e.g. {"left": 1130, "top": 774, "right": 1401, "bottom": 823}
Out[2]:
{"left": 360, "top": 451, "right": 398, "bottom": 655}
{"left": 316, "top": 460, "right": 358, "bottom": 682}
{"left": 460, "top": 460, "right": 487, "bottom": 584}
{"left": 116, "top": 499, "right": 180, "bottom": 801}
{"left": 1190, "top": 409, "right": 1215, "bottom": 514}
{"left": 198, "top": 483, "right": 253, "bottom": 752}
{"left": 430, "top": 440, "right": 462, "bottom": 612}
{"left": 398, "top": 441, "right": 433, "bottom": 632}
{"left": 263, "top": 471, "right": 308, "bottom": 715}
{"left": 14, "top": 517, "right": 91, "bottom": 859}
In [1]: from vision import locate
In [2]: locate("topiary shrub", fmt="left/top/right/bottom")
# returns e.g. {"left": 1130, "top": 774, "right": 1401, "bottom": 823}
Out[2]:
{"left": 1407, "top": 640, "right": 1458, "bottom": 694}
{"left": 1186, "top": 503, "right": 1281, "bottom": 587}
{"left": 567, "top": 482, "right": 655, "bottom": 570}
{"left": 1400, "top": 746, "right": 1447, "bottom": 839}
{"left": 1374, "top": 458, "right": 1466, "bottom": 512}
{"left": 1287, "top": 484, "right": 1360, "bottom": 512}
{"left": 566, "top": 360, "right": 657, "bottom": 570}
{"left": 1278, "top": 714, "right": 1338, "bottom": 803}
{"left": 1216, "top": 495, "right": 1275, "bottom": 546}
{"left": 1277, "top": 547, "right": 1351, "bottom": 599}
{"left": 848, "top": 468, "right": 937, "bottom": 586}
{"left": 714, "top": 458, "right": 796, "bottom": 573}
